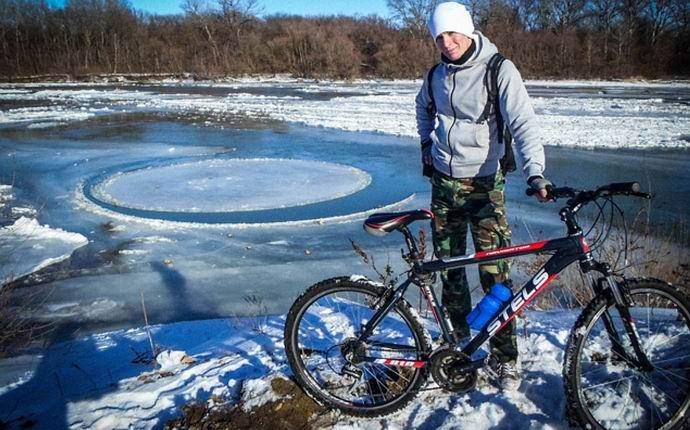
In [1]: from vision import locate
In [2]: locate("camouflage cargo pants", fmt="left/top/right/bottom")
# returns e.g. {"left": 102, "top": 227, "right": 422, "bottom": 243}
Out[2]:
{"left": 430, "top": 170, "right": 518, "bottom": 363}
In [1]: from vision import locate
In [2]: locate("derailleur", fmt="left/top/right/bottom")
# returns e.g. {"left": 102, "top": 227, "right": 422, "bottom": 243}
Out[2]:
{"left": 429, "top": 346, "right": 477, "bottom": 393}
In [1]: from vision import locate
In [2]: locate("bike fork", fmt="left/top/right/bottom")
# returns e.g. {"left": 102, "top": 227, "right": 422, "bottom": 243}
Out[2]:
{"left": 603, "top": 276, "right": 654, "bottom": 371}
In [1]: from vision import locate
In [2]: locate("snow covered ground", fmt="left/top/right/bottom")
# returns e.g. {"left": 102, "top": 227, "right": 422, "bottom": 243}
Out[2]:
{"left": 1, "top": 298, "right": 686, "bottom": 430}
{"left": 0, "top": 309, "right": 576, "bottom": 429}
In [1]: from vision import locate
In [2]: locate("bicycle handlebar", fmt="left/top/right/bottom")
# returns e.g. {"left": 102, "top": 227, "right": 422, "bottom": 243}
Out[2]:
{"left": 525, "top": 181, "right": 651, "bottom": 209}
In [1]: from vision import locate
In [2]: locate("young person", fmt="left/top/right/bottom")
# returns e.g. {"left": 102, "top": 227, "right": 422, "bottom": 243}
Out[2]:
{"left": 415, "top": 1, "right": 552, "bottom": 389}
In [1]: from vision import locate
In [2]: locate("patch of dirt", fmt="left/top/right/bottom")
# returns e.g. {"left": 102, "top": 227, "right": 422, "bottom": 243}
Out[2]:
{"left": 165, "top": 377, "right": 333, "bottom": 430}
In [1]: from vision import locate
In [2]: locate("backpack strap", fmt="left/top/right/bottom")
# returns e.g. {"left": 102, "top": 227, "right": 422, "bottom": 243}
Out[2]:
{"left": 476, "top": 52, "right": 506, "bottom": 125}
{"left": 477, "top": 53, "right": 517, "bottom": 175}
{"left": 425, "top": 63, "right": 441, "bottom": 117}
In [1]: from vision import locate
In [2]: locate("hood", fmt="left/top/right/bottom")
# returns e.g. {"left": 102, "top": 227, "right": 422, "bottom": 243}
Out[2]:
{"left": 443, "top": 31, "right": 498, "bottom": 68}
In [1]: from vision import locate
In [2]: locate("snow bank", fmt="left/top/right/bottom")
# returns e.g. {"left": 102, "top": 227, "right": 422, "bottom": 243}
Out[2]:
{"left": 0, "top": 216, "right": 88, "bottom": 284}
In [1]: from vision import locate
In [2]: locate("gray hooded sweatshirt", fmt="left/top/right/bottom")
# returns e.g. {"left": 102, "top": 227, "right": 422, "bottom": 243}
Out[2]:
{"left": 415, "top": 32, "right": 545, "bottom": 181}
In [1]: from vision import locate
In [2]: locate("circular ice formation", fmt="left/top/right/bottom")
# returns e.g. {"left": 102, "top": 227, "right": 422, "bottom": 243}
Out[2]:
{"left": 92, "top": 158, "right": 371, "bottom": 213}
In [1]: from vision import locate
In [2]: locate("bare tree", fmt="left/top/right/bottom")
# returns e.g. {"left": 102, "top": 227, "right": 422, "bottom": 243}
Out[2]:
{"left": 182, "top": 0, "right": 221, "bottom": 70}
{"left": 548, "top": 0, "right": 588, "bottom": 29}
{"left": 386, "top": 0, "right": 440, "bottom": 38}
{"left": 617, "top": 0, "right": 644, "bottom": 65}
{"left": 643, "top": 0, "right": 675, "bottom": 46}
{"left": 505, "top": 0, "right": 542, "bottom": 30}
{"left": 217, "top": 0, "right": 261, "bottom": 35}
{"left": 588, "top": 0, "right": 621, "bottom": 57}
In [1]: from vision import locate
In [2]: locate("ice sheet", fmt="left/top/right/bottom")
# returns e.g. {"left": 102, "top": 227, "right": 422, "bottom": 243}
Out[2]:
{"left": 92, "top": 158, "right": 371, "bottom": 212}
{"left": 1, "top": 79, "right": 688, "bottom": 149}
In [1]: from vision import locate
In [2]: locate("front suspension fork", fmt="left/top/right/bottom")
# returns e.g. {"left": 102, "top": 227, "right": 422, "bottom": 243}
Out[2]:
{"left": 601, "top": 276, "right": 654, "bottom": 371}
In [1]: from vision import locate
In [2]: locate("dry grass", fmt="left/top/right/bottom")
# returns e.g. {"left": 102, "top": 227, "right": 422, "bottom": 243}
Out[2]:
{"left": 518, "top": 211, "right": 689, "bottom": 310}
{"left": 230, "top": 294, "right": 269, "bottom": 334}
{"left": 0, "top": 282, "right": 53, "bottom": 358}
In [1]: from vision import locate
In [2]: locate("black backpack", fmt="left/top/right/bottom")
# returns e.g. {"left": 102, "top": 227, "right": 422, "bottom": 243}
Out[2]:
{"left": 425, "top": 53, "right": 516, "bottom": 175}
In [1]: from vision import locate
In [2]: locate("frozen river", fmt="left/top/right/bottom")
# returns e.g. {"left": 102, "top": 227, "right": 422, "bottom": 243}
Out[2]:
{"left": 0, "top": 79, "right": 688, "bottom": 340}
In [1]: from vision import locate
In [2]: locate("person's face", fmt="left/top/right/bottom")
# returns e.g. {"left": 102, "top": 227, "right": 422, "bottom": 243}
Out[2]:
{"left": 435, "top": 32, "right": 473, "bottom": 61}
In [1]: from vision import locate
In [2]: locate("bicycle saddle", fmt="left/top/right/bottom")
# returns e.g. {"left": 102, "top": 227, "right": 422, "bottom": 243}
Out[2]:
{"left": 363, "top": 209, "right": 434, "bottom": 236}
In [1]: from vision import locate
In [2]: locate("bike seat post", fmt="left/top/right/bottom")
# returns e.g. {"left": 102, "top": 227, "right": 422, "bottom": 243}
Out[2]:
{"left": 398, "top": 225, "right": 419, "bottom": 256}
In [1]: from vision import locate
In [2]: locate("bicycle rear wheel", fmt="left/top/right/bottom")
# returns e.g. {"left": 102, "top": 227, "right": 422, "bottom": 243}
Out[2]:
{"left": 284, "top": 277, "right": 431, "bottom": 417}
{"left": 564, "top": 279, "right": 690, "bottom": 429}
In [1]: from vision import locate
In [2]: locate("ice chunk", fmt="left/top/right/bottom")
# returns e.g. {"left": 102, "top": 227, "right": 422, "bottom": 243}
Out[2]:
{"left": 0, "top": 217, "right": 88, "bottom": 285}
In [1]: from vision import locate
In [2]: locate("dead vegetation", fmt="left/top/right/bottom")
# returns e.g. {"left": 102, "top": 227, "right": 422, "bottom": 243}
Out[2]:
{"left": 0, "top": 282, "right": 53, "bottom": 358}
{"left": 165, "top": 377, "right": 330, "bottom": 430}
{"left": 1, "top": 0, "right": 687, "bottom": 80}
{"left": 519, "top": 210, "right": 690, "bottom": 310}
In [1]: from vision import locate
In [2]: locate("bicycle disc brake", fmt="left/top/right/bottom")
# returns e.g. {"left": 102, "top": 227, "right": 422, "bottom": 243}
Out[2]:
{"left": 430, "top": 347, "right": 477, "bottom": 393}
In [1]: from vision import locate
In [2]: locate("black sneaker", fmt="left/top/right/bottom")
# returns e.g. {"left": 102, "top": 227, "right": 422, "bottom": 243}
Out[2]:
{"left": 484, "top": 355, "right": 521, "bottom": 391}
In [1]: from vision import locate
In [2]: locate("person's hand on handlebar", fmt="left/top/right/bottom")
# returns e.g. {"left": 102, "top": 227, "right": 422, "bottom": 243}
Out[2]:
{"left": 528, "top": 176, "right": 553, "bottom": 202}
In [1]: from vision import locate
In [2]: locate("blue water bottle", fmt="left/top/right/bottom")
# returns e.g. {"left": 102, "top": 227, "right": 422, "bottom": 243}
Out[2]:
{"left": 466, "top": 283, "right": 513, "bottom": 331}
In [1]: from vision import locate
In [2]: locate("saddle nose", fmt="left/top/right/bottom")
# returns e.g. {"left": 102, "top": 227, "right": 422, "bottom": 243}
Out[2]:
{"left": 363, "top": 209, "right": 434, "bottom": 236}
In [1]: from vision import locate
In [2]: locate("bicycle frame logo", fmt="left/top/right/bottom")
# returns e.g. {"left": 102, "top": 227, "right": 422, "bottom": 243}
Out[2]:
{"left": 486, "top": 268, "right": 555, "bottom": 336}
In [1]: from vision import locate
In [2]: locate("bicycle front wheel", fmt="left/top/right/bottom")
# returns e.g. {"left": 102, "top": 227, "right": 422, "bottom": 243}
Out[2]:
{"left": 284, "top": 277, "right": 431, "bottom": 417}
{"left": 564, "top": 278, "right": 690, "bottom": 429}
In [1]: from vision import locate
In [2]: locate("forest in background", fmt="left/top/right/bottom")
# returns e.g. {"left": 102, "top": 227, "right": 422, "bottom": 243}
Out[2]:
{"left": 0, "top": 0, "right": 688, "bottom": 80}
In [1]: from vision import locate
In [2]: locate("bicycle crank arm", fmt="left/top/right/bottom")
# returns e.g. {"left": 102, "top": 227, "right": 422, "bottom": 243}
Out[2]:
{"left": 450, "top": 358, "right": 487, "bottom": 374}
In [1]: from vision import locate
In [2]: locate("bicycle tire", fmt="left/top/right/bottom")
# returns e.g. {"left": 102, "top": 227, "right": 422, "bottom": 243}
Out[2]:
{"left": 563, "top": 278, "right": 690, "bottom": 429}
{"left": 284, "top": 277, "right": 432, "bottom": 417}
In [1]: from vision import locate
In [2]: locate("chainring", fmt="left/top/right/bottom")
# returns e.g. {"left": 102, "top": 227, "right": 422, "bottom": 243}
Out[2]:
{"left": 430, "top": 347, "right": 477, "bottom": 393}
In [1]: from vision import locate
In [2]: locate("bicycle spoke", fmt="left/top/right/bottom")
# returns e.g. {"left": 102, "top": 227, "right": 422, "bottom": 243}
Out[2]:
{"left": 652, "top": 354, "right": 690, "bottom": 366}
{"left": 377, "top": 362, "right": 412, "bottom": 384}
{"left": 655, "top": 366, "right": 690, "bottom": 385}
{"left": 582, "top": 374, "right": 636, "bottom": 392}
{"left": 361, "top": 365, "right": 385, "bottom": 404}
{"left": 611, "top": 379, "right": 634, "bottom": 426}
{"left": 638, "top": 372, "right": 683, "bottom": 410}
{"left": 642, "top": 377, "right": 668, "bottom": 428}
{"left": 647, "top": 332, "right": 687, "bottom": 354}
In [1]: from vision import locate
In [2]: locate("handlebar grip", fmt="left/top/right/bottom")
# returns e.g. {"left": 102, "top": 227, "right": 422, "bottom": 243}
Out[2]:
{"left": 607, "top": 182, "right": 640, "bottom": 194}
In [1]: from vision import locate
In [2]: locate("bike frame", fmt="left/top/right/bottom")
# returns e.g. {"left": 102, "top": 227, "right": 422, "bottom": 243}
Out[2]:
{"left": 353, "top": 232, "right": 589, "bottom": 368}
{"left": 354, "top": 226, "right": 652, "bottom": 371}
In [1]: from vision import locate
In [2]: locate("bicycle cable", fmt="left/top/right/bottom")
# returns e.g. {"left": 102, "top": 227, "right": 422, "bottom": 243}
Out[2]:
{"left": 583, "top": 198, "right": 606, "bottom": 238}
{"left": 609, "top": 197, "right": 629, "bottom": 274}
{"left": 586, "top": 197, "right": 610, "bottom": 251}
{"left": 590, "top": 196, "right": 615, "bottom": 254}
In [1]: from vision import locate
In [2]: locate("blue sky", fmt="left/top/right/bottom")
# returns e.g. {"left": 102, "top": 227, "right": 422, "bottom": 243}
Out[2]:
{"left": 51, "top": 0, "right": 392, "bottom": 17}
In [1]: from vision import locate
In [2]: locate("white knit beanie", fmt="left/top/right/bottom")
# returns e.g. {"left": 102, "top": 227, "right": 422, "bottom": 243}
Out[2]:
{"left": 428, "top": 2, "right": 475, "bottom": 40}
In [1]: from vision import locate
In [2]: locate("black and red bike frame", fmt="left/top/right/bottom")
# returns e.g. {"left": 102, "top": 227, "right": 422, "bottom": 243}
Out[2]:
{"left": 355, "top": 230, "right": 591, "bottom": 369}
{"left": 353, "top": 192, "right": 654, "bottom": 373}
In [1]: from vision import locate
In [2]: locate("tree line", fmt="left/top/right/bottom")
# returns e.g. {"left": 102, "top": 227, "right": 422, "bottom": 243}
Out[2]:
{"left": 0, "top": 0, "right": 687, "bottom": 80}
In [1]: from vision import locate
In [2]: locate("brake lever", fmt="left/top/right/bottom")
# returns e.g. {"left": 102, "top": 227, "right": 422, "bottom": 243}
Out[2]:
{"left": 631, "top": 191, "right": 652, "bottom": 199}
{"left": 525, "top": 185, "right": 556, "bottom": 201}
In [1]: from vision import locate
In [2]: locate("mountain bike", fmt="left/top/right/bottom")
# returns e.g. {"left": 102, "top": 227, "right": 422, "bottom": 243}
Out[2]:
{"left": 284, "top": 182, "right": 690, "bottom": 429}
